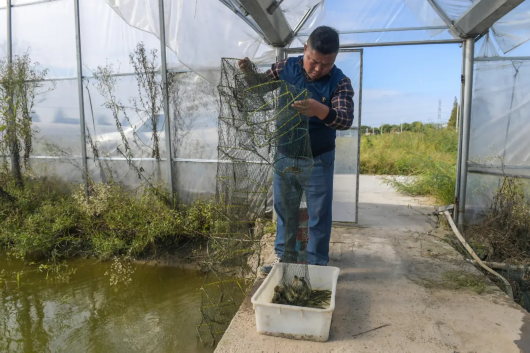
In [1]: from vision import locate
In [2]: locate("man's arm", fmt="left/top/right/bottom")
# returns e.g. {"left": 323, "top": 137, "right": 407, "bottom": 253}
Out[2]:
{"left": 322, "top": 77, "right": 355, "bottom": 130}
{"left": 291, "top": 77, "right": 355, "bottom": 130}
{"left": 265, "top": 58, "right": 287, "bottom": 81}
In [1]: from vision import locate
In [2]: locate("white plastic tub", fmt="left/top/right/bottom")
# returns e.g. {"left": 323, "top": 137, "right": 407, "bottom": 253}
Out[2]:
{"left": 250, "top": 263, "right": 340, "bottom": 342}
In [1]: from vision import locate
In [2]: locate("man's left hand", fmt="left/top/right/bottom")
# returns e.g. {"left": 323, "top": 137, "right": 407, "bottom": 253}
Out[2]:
{"left": 292, "top": 99, "right": 329, "bottom": 120}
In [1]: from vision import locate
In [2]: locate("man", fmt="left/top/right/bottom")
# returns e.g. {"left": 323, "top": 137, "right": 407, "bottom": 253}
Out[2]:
{"left": 239, "top": 26, "right": 354, "bottom": 273}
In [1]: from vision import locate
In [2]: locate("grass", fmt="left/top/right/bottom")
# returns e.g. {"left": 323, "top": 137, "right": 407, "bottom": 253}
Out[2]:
{"left": 415, "top": 270, "right": 488, "bottom": 295}
{"left": 0, "top": 172, "right": 217, "bottom": 262}
{"left": 356, "top": 129, "right": 458, "bottom": 205}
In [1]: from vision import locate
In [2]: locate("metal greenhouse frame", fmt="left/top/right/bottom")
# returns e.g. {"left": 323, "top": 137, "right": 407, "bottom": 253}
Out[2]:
{"left": 1, "top": 0, "right": 529, "bottom": 226}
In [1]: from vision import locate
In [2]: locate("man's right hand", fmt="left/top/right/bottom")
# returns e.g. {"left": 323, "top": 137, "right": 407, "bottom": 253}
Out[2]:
{"left": 238, "top": 57, "right": 252, "bottom": 73}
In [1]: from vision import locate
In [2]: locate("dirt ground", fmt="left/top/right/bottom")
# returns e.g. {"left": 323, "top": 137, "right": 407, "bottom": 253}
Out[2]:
{"left": 215, "top": 175, "right": 530, "bottom": 353}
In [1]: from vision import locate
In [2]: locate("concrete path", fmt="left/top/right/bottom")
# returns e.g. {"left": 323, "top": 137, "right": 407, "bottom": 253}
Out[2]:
{"left": 215, "top": 175, "right": 530, "bottom": 353}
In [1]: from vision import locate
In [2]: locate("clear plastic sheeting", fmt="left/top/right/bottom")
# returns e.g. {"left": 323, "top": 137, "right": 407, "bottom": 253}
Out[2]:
{"left": 432, "top": 0, "right": 476, "bottom": 21}
{"left": 29, "top": 159, "right": 85, "bottom": 184}
{"left": 83, "top": 74, "right": 167, "bottom": 159}
{"left": 90, "top": 159, "right": 168, "bottom": 189}
{"left": 467, "top": 59, "right": 530, "bottom": 221}
{"left": 81, "top": 0, "right": 161, "bottom": 76}
{"left": 280, "top": 0, "right": 322, "bottom": 30}
{"left": 172, "top": 161, "right": 217, "bottom": 204}
{"left": 32, "top": 80, "right": 82, "bottom": 156}
{"left": 170, "top": 72, "right": 218, "bottom": 160}
{"left": 464, "top": 173, "right": 502, "bottom": 223}
{"left": 12, "top": 0, "right": 76, "bottom": 78}
{"left": 297, "top": 0, "right": 452, "bottom": 45}
{"left": 491, "top": 0, "right": 530, "bottom": 54}
{"left": 332, "top": 51, "right": 361, "bottom": 223}
{"left": 0, "top": 9, "right": 7, "bottom": 57}
{"left": 104, "top": 0, "right": 269, "bottom": 84}
{"left": 292, "top": 1, "right": 325, "bottom": 37}
{"left": 469, "top": 60, "right": 530, "bottom": 169}
{"left": 477, "top": 32, "right": 500, "bottom": 57}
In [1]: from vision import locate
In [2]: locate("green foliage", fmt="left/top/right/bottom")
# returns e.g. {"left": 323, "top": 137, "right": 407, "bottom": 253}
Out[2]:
{"left": 359, "top": 129, "right": 458, "bottom": 205}
{"left": 0, "top": 172, "right": 219, "bottom": 262}
{"left": 466, "top": 176, "right": 530, "bottom": 264}
{"left": 447, "top": 97, "right": 459, "bottom": 130}
{"left": 0, "top": 53, "right": 54, "bottom": 187}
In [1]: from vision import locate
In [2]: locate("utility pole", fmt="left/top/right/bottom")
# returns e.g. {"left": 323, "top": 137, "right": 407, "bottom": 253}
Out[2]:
{"left": 438, "top": 99, "right": 442, "bottom": 126}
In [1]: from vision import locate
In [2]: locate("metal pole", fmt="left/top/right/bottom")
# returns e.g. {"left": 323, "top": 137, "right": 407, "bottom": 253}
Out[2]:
{"left": 355, "top": 49, "right": 363, "bottom": 224}
{"left": 457, "top": 37, "right": 475, "bottom": 227}
{"left": 6, "top": 0, "right": 16, "bottom": 180}
{"left": 275, "top": 47, "right": 287, "bottom": 62}
{"left": 454, "top": 40, "right": 466, "bottom": 222}
{"left": 74, "top": 0, "right": 89, "bottom": 195}
{"left": 158, "top": 0, "right": 176, "bottom": 205}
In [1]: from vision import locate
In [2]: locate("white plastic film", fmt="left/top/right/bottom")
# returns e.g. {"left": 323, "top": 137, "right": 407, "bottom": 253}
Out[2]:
{"left": 492, "top": 0, "right": 530, "bottom": 54}
{"left": 476, "top": 32, "right": 500, "bottom": 57}
{"left": 81, "top": 0, "right": 161, "bottom": 76}
{"left": 280, "top": 0, "right": 322, "bottom": 30}
{"left": 296, "top": 0, "right": 452, "bottom": 46}
{"left": 0, "top": 9, "right": 6, "bottom": 57}
{"left": 432, "top": 0, "right": 475, "bottom": 21}
{"left": 12, "top": 0, "right": 76, "bottom": 78}
{"left": 32, "top": 80, "right": 82, "bottom": 156}
{"left": 83, "top": 74, "right": 167, "bottom": 159}
{"left": 469, "top": 60, "right": 530, "bottom": 175}
{"left": 104, "top": 0, "right": 270, "bottom": 84}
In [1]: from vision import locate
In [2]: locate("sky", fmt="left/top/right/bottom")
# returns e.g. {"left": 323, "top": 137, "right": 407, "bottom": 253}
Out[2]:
{"left": 360, "top": 44, "right": 462, "bottom": 127}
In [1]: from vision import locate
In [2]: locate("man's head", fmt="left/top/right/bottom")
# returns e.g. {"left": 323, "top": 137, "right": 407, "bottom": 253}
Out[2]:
{"left": 303, "top": 26, "right": 340, "bottom": 80}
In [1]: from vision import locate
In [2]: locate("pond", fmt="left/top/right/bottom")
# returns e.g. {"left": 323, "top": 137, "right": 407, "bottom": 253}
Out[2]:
{"left": 0, "top": 254, "right": 213, "bottom": 353}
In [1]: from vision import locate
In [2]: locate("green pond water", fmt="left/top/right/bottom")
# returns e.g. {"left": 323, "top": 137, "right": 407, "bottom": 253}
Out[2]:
{"left": 0, "top": 254, "right": 213, "bottom": 353}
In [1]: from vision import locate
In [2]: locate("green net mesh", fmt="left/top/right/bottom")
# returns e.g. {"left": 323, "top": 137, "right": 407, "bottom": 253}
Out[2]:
{"left": 197, "top": 58, "right": 315, "bottom": 345}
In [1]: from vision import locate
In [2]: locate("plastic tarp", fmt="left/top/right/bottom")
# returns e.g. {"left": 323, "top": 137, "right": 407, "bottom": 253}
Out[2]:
{"left": 12, "top": 0, "right": 76, "bottom": 78}
{"left": 466, "top": 59, "right": 530, "bottom": 221}
{"left": 491, "top": 0, "right": 530, "bottom": 54}
{"left": 81, "top": 0, "right": 162, "bottom": 76}
{"left": 432, "top": 0, "right": 475, "bottom": 21}
{"left": 296, "top": 0, "right": 453, "bottom": 46}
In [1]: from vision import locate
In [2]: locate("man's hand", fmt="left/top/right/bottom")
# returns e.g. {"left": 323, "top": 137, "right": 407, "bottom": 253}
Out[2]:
{"left": 238, "top": 57, "right": 253, "bottom": 73}
{"left": 292, "top": 99, "right": 330, "bottom": 120}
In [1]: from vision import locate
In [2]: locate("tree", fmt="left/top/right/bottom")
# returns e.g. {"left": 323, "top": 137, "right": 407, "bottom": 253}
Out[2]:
{"left": 0, "top": 54, "right": 53, "bottom": 188}
{"left": 381, "top": 124, "right": 391, "bottom": 133}
{"left": 410, "top": 121, "right": 423, "bottom": 132}
{"left": 447, "top": 97, "right": 458, "bottom": 130}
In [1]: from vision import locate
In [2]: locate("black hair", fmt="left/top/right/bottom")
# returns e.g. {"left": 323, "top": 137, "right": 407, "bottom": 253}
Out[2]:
{"left": 307, "top": 26, "right": 340, "bottom": 55}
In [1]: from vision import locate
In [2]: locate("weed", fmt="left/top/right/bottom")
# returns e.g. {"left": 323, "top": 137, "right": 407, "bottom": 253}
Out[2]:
{"left": 0, "top": 171, "right": 221, "bottom": 263}
{"left": 356, "top": 129, "right": 458, "bottom": 205}
{"left": 415, "top": 270, "right": 487, "bottom": 294}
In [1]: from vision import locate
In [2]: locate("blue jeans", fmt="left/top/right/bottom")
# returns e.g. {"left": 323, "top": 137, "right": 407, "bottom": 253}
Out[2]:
{"left": 273, "top": 149, "right": 335, "bottom": 265}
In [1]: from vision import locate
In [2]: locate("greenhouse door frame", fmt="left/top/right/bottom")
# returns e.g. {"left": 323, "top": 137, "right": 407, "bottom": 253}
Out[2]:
{"left": 282, "top": 47, "right": 364, "bottom": 224}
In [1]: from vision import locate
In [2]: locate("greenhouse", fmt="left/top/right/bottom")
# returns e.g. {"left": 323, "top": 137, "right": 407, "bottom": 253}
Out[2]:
{"left": 1, "top": 0, "right": 530, "bottom": 351}
{"left": 0, "top": 0, "right": 528, "bottom": 225}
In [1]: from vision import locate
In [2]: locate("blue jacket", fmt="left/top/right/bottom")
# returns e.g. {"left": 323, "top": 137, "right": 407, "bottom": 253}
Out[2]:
{"left": 279, "top": 56, "right": 347, "bottom": 157}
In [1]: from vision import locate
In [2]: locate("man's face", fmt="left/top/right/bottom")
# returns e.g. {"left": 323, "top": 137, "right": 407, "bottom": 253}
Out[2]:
{"left": 303, "top": 44, "right": 338, "bottom": 80}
